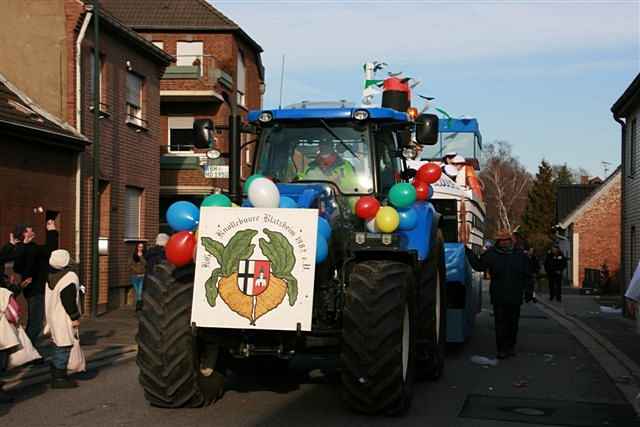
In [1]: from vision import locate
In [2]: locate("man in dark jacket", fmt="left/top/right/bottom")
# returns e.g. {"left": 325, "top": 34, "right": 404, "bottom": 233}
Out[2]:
{"left": 12, "top": 223, "right": 59, "bottom": 344}
{"left": 544, "top": 245, "right": 567, "bottom": 302}
{"left": 465, "top": 230, "right": 534, "bottom": 359}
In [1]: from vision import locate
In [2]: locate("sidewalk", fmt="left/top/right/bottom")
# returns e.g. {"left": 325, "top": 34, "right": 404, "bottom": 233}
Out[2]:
{"left": 1, "top": 307, "right": 138, "bottom": 390}
{"left": 539, "top": 289, "right": 640, "bottom": 374}
{"left": 536, "top": 288, "right": 640, "bottom": 414}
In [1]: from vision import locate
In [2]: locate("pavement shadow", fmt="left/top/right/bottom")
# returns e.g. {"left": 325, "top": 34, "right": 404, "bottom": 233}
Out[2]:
{"left": 0, "top": 382, "right": 48, "bottom": 417}
{"left": 79, "top": 329, "right": 116, "bottom": 346}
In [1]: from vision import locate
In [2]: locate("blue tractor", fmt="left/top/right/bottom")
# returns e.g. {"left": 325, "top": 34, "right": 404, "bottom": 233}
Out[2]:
{"left": 137, "top": 79, "right": 453, "bottom": 415}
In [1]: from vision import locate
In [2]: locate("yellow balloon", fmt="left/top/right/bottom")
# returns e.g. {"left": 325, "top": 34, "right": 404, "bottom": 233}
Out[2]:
{"left": 375, "top": 206, "right": 400, "bottom": 233}
{"left": 231, "top": 203, "right": 240, "bottom": 207}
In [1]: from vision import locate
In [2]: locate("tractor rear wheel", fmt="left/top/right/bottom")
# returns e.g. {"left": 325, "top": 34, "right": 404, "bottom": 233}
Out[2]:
{"left": 137, "top": 262, "right": 224, "bottom": 408}
{"left": 416, "top": 231, "right": 447, "bottom": 381}
{"left": 341, "top": 260, "right": 416, "bottom": 415}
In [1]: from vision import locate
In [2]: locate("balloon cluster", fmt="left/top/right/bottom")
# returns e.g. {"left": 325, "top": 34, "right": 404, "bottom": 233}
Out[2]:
{"left": 354, "top": 163, "right": 441, "bottom": 234}
{"left": 164, "top": 174, "right": 331, "bottom": 267}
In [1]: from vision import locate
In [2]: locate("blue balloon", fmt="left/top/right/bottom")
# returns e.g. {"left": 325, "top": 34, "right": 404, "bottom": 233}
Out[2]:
{"left": 279, "top": 196, "right": 298, "bottom": 209}
{"left": 167, "top": 201, "right": 199, "bottom": 231}
{"left": 398, "top": 207, "right": 418, "bottom": 231}
{"left": 241, "top": 199, "right": 253, "bottom": 207}
{"left": 316, "top": 237, "right": 328, "bottom": 264}
{"left": 317, "top": 216, "right": 332, "bottom": 240}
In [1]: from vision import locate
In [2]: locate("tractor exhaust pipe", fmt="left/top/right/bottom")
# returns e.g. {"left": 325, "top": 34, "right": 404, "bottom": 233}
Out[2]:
{"left": 228, "top": 114, "right": 242, "bottom": 205}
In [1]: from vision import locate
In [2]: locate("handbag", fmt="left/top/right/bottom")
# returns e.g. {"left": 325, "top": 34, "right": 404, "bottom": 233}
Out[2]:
{"left": 5, "top": 295, "right": 20, "bottom": 325}
{"left": 67, "top": 329, "right": 86, "bottom": 373}
{"left": 7, "top": 325, "right": 42, "bottom": 369}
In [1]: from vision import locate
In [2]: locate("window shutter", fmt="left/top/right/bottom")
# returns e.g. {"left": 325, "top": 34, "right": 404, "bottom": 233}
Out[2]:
{"left": 125, "top": 187, "right": 141, "bottom": 239}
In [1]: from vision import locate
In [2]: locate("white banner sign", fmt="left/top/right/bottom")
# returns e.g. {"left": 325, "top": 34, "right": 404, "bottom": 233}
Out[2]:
{"left": 191, "top": 207, "right": 318, "bottom": 331}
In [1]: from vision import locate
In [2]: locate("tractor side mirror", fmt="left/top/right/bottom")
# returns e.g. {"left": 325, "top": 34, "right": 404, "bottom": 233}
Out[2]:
{"left": 415, "top": 114, "right": 439, "bottom": 145}
{"left": 193, "top": 119, "right": 215, "bottom": 149}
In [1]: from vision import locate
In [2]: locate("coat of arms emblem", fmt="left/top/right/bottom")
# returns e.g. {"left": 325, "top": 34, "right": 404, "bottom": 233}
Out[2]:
{"left": 200, "top": 228, "right": 298, "bottom": 325}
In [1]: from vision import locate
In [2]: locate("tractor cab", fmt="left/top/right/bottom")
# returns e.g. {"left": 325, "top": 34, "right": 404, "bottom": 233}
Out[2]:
{"left": 247, "top": 104, "right": 437, "bottom": 219}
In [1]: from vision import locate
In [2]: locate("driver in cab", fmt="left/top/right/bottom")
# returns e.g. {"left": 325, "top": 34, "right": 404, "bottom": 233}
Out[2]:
{"left": 296, "top": 139, "right": 357, "bottom": 190}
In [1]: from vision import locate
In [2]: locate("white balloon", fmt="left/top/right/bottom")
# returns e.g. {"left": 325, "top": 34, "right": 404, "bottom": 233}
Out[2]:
{"left": 365, "top": 217, "right": 379, "bottom": 233}
{"left": 248, "top": 177, "right": 280, "bottom": 208}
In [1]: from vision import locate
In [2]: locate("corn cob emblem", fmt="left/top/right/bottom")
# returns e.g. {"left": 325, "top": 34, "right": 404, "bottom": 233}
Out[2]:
{"left": 201, "top": 228, "right": 298, "bottom": 325}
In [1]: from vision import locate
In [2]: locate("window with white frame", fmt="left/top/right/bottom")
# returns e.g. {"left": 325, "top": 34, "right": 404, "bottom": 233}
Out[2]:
{"left": 177, "top": 41, "right": 203, "bottom": 75}
{"left": 237, "top": 50, "right": 246, "bottom": 106}
{"left": 126, "top": 71, "right": 144, "bottom": 127}
{"left": 152, "top": 41, "right": 164, "bottom": 50}
{"left": 88, "top": 50, "right": 107, "bottom": 110}
{"left": 168, "top": 116, "right": 195, "bottom": 153}
{"left": 125, "top": 186, "right": 142, "bottom": 240}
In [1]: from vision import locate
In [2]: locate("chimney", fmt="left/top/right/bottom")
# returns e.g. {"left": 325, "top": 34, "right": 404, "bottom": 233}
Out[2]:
{"left": 580, "top": 176, "right": 589, "bottom": 184}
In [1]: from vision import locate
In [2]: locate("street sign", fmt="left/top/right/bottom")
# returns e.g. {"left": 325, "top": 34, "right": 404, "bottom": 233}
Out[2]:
{"left": 203, "top": 164, "right": 229, "bottom": 179}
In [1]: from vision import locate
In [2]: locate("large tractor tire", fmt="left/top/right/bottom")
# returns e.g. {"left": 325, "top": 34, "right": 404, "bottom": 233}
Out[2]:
{"left": 341, "top": 260, "right": 416, "bottom": 415}
{"left": 416, "top": 231, "right": 447, "bottom": 381}
{"left": 137, "top": 262, "right": 224, "bottom": 408}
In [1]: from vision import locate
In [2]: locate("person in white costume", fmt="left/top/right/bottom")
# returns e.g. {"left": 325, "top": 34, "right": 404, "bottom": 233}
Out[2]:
{"left": 46, "top": 249, "right": 81, "bottom": 389}
{"left": 0, "top": 286, "right": 19, "bottom": 403}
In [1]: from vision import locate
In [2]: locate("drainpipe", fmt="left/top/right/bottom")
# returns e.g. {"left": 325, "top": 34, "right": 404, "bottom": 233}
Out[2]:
{"left": 90, "top": 0, "right": 101, "bottom": 319}
{"left": 75, "top": 13, "right": 92, "bottom": 265}
{"left": 614, "top": 115, "right": 632, "bottom": 323}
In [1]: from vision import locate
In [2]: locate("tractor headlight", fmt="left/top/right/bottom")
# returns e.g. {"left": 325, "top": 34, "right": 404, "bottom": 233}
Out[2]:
{"left": 258, "top": 111, "right": 273, "bottom": 123}
{"left": 353, "top": 109, "right": 369, "bottom": 121}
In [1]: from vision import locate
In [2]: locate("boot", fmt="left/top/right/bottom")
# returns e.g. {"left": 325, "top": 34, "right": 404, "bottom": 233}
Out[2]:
{"left": 50, "top": 367, "right": 77, "bottom": 389}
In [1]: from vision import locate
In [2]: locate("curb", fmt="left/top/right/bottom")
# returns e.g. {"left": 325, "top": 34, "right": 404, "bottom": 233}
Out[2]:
{"left": 536, "top": 299, "right": 640, "bottom": 415}
{"left": 2, "top": 345, "right": 138, "bottom": 391}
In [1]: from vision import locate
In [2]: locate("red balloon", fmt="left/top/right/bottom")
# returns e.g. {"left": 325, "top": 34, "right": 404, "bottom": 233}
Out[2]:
{"left": 416, "top": 163, "right": 442, "bottom": 184}
{"left": 166, "top": 231, "right": 196, "bottom": 267}
{"left": 355, "top": 196, "right": 381, "bottom": 220}
{"left": 413, "top": 180, "right": 430, "bottom": 201}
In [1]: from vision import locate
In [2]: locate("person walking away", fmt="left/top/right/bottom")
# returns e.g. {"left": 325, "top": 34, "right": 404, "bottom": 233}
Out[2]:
{"left": 129, "top": 243, "right": 146, "bottom": 311}
{"left": 46, "top": 249, "right": 81, "bottom": 389}
{"left": 544, "top": 245, "right": 567, "bottom": 302}
{"left": 464, "top": 230, "right": 534, "bottom": 359}
{"left": 145, "top": 233, "right": 168, "bottom": 275}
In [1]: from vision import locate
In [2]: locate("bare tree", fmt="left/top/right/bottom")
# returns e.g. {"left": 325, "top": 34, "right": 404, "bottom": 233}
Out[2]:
{"left": 479, "top": 141, "right": 532, "bottom": 237}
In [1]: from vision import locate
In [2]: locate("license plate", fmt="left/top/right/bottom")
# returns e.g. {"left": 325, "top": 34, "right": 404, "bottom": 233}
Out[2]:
{"left": 203, "top": 164, "right": 229, "bottom": 178}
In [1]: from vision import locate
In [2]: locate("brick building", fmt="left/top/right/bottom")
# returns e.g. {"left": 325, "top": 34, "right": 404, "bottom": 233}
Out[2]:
{"left": 0, "top": 0, "right": 172, "bottom": 314}
{"left": 101, "top": 0, "right": 265, "bottom": 230}
{"left": 612, "top": 72, "right": 640, "bottom": 317}
{"left": 558, "top": 168, "right": 621, "bottom": 289}
{"left": 0, "top": 73, "right": 88, "bottom": 254}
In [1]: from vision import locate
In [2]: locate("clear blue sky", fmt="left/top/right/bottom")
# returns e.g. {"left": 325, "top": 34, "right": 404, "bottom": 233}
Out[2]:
{"left": 214, "top": 1, "right": 639, "bottom": 177}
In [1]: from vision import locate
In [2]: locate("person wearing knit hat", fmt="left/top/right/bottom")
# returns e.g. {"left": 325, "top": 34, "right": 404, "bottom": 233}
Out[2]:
{"left": 46, "top": 249, "right": 81, "bottom": 388}
{"left": 463, "top": 229, "right": 534, "bottom": 359}
{"left": 145, "top": 233, "right": 169, "bottom": 278}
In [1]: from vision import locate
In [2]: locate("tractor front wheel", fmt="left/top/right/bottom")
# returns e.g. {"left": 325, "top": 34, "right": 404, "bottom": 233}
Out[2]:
{"left": 136, "top": 262, "right": 224, "bottom": 408}
{"left": 341, "top": 260, "right": 416, "bottom": 415}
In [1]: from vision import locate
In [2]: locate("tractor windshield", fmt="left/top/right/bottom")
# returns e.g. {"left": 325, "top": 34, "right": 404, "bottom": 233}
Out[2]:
{"left": 255, "top": 121, "right": 374, "bottom": 195}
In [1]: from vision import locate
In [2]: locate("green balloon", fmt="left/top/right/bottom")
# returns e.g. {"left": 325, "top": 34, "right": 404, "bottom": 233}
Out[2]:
{"left": 243, "top": 174, "right": 263, "bottom": 194}
{"left": 389, "top": 183, "right": 417, "bottom": 209}
{"left": 202, "top": 194, "right": 232, "bottom": 207}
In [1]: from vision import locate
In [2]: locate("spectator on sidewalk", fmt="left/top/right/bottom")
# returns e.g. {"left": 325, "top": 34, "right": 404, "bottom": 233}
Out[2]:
{"left": 145, "top": 233, "right": 168, "bottom": 275}
{"left": 12, "top": 221, "right": 59, "bottom": 346}
{"left": 544, "top": 245, "right": 567, "bottom": 302}
{"left": 128, "top": 243, "right": 146, "bottom": 312}
{"left": 464, "top": 230, "right": 534, "bottom": 359}
{"left": 46, "top": 249, "right": 81, "bottom": 389}
{"left": 12, "top": 224, "right": 45, "bottom": 344}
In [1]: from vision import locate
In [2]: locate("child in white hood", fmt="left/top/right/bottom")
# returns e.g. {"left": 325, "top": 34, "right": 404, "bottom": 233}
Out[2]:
{"left": 46, "top": 249, "right": 81, "bottom": 389}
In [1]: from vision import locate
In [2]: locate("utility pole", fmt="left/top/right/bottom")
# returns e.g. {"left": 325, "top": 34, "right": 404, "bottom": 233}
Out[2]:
{"left": 91, "top": 0, "right": 101, "bottom": 318}
{"left": 278, "top": 54, "right": 285, "bottom": 110}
